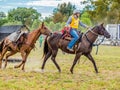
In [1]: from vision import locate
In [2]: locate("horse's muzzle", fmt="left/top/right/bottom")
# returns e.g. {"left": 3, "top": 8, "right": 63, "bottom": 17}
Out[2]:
{"left": 105, "top": 34, "right": 111, "bottom": 38}
{"left": 50, "top": 33, "right": 53, "bottom": 36}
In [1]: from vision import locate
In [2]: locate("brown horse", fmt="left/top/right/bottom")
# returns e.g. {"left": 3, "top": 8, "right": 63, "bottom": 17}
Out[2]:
{"left": 0, "top": 22, "right": 52, "bottom": 71}
{"left": 42, "top": 23, "right": 110, "bottom": 74}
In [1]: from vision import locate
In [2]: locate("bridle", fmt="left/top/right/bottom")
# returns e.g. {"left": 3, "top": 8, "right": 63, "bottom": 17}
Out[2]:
{"left": 84, "top": 26, "right": 102, "bottom": 46}
{"left": 83, "top": 26, "right": 106, "bottom": 55}
{"left": 89, "top": 29, "right": 99, "bottom": 36}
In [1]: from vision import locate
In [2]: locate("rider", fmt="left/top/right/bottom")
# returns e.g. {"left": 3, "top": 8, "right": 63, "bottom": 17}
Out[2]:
{"left": 7, "top": 25, "right": 29, "bottom": 50}
{"left": 66, "top": 9, "right": 89, "bottom": 51}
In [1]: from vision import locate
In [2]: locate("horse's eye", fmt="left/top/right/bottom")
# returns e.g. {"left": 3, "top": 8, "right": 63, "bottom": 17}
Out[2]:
{"left": 44, "top": 27, "right": 46, "bottom": 29}
{"left": 102, "top": 28, "right": 105, "bottom": 31}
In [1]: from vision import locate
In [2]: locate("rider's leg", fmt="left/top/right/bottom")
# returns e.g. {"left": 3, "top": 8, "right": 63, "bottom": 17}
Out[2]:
{"left": 67, "top": 29, "right": 79, "bottom": 49}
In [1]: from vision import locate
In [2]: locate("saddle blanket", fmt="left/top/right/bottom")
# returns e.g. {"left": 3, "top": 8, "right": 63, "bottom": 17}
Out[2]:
{"left": 7, "top": 31, "right": 25, "bottom": 42}
{"left": 7, "top": 32, "right": 20, "bottom": 42}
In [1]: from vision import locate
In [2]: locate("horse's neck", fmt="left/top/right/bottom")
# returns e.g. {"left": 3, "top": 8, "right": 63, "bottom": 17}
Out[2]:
{"left": 27, "top": 29, "right": 41, "bottom": 44}
{"left": 33, "top": 28, "right": 41, "bottom": 40}
{"left": 84, "top": 31, "right": 98, "bottom": 44}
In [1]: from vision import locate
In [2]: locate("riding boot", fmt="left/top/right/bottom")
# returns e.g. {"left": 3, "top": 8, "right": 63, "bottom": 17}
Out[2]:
{"left": 11, "top": 42, "right": 18, "bottom": 51}
{"left": 15, "top": 41, "right": 20, "bottom": 50}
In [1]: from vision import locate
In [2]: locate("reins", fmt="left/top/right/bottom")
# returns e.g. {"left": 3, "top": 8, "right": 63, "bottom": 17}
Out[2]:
{"left": 84, "top": 27, "right": 105, "bottom": 54}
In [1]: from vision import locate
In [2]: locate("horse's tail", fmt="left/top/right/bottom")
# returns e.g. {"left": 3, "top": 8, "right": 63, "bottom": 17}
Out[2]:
{"left": 42, "top": 36, "right": 49, "bottom": 58}
{"left": 0, "top": 40, "right": 4, "bottom": 52}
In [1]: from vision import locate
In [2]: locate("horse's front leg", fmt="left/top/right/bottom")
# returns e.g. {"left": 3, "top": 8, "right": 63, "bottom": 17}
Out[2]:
{"left": 84, "top": 53, "right": 98, "bottom": 73}
{"left": 70, "top": 53, "right": 82, "bottom": 74}
{"left": 51, "top": 50, "right": 61, "bottom": 72}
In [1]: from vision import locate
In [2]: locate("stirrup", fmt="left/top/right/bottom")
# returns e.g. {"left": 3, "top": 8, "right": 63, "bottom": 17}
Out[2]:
{"left": 67, "top": 47, "right": 74, "bottom": 52}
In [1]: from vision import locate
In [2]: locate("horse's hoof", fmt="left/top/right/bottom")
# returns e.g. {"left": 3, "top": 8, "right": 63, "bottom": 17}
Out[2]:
{"left": 70, "top": 69, "right": 73, "bottom": 74}
{"left": 41, "top": 69, "right": 44, "bottom": 73}
{"left": 96, "top": 71, "right": 99, "bottom": 74}
{"left": 3, "top": 67, "right": 6, "bottom": 70}
{"left": 58, "top": 70, "right": 61, "bottom": 73}
{"left": 95, "top": 70, "right": 99, "bottom": 74}
{"left": 22, "top": 69, "right": 25, "bottom": 72}
{"left": 14, "top": 65, "right": 18, "bottom": 68}
{"left": 71, "top": 72, "right": 73, "bottom": 74}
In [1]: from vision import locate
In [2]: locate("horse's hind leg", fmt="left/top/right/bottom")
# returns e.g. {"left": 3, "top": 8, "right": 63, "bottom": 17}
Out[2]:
{"left": 21, "top": 52, "right": 29, "bottom": 71}
{"left": 0, "top": 56, "right": 2, "bottom": 68}
{"left": 0, "top": 58, "right": 2, "bottom": 68}
{"left": 4, "top": 51, "right": 16, "bottom": 69}
{"left": 0, "top": 47, "right": 8, "bottom": 68}
{"left": 14, "top": 51, "right": 28, "bottom": 71}
{"left": 84, "top": 53, "right": 98, "bottom": 73}
{"left": 70, "top": 53, "right": 82, "bottom": 74}
{"left": 41, "top": 50, "right": 52, "bottom": 70}
{"left": 51, "top": 50, "right": 61, "bottom": 72}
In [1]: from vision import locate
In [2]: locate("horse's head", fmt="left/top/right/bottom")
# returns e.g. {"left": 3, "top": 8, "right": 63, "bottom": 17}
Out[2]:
{"left": 40, "top": 22, "right": 52, "bottom": 36}
{"left": 96, "top": 23, "right": 110, "bottom": 38}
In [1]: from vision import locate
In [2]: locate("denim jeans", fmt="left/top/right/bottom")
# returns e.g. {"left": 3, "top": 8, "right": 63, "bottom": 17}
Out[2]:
{"left": 67, "top": 28, "right": 79, "bottom": 49}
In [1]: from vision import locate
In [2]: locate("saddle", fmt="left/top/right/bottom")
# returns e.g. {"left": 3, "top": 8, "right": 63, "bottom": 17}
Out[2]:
{"left": 61, "top": 27, "right": 72, "bottom": 40}
{"left": 15, "top": 33, "right": 28, "bottom": 50}
{"left": 61, "top": 27, "right": 83, "bottom": 42}
{"left": 60, "top": 27, "right": 83, "bottom": 51}
{"left": 53, "top": 29, "right": 83, "bottom": 51}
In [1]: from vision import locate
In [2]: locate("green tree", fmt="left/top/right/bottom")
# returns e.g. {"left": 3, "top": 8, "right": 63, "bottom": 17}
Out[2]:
{"left": 0, "top": 19, "right": 8, "bottom": 26}
{"left": 45, "top": 21, "right": 65, "bottom": 32}
{"left": 31, "top": 19, "right": 41, "bottom": 30}
{"left": 0, "top": 12, "right": 8, "bottom": 26}
{"left": 107, "top": 0, "right": 120, "bottom": 24}
{"left": 8, "top": 7, "right": 41, "bottom": 26}
{"left": 0, "top": 11, "right": 6, "bottom": 19}
{"left": 53, "top": 2, "right": 76, "bottom": 23}
{"left": 53, "top": 12, "right": 63, "bottom": 23}
{"left": 81, "top": 0, "right": 120, "bottom": 24}
{"left": 44, "top": 16, "right": 52, "bottom": 23}
{"left": 48, "top": 21, "right": 56, "bottom": 31}
{"left": 57, "top": 2, "right": 75, "bottom": 17}
{"left": 80, "top": 12, "right": 92, "bottom": 26}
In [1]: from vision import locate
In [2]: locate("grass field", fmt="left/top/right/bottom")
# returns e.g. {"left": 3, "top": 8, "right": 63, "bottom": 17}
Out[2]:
{"left": 0, "top": 42, "right": 120, "bottom": 90}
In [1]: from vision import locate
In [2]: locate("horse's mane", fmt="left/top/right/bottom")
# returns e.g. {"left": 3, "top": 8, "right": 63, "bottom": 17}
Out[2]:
{"left": 84, "top": 25, "right": 97, "bottom": 34}
{"left": 52, "top": 33, "right": 62, "bottom": 40}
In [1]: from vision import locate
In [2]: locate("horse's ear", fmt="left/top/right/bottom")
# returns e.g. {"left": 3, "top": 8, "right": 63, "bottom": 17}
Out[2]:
{"left": 41, "top": 22, "right": 44, "bottom": 28}
{"left": 101, "top": 23, "right": 104, "bottom": 26}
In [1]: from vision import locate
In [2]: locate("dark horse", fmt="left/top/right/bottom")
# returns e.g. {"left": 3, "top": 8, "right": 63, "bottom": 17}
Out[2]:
{"left": 0, "top": 22, "right": 52, "bottom": 71}
{"left": 42, "top": 23, "right": 110, "bottom": 74}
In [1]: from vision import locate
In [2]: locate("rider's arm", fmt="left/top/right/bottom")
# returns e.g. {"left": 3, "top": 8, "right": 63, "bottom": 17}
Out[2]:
{"left": 66, "top": 16, "right": 72, "bottom": 26}
{"left": 79, "top": 21, "right": 88, "bottom": 28}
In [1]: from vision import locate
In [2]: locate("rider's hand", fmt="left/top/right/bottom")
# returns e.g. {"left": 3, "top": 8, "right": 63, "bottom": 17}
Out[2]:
{"left": 64, "top": 25, "right": 71, "bottom": 32}
{"left": 86, "top": 26, "right": 90, "bottom": 30}
{"left": 65, "top": 25, "right": 70, "bottom": 28}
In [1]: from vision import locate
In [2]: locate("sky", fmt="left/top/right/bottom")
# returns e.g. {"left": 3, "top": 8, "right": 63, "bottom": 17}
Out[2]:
{"left": 0, "top": 0, "right": 85, "bottom": 18}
